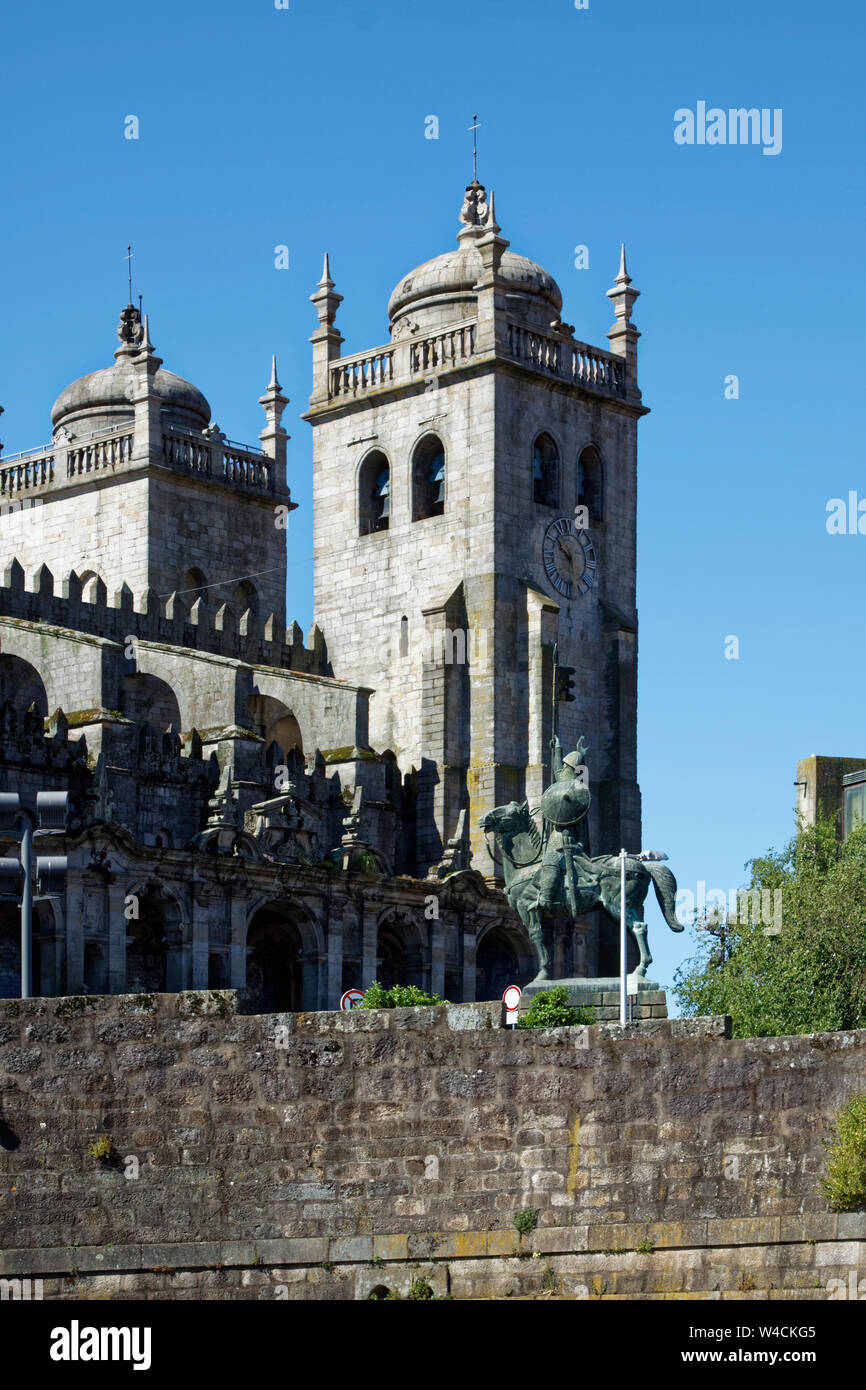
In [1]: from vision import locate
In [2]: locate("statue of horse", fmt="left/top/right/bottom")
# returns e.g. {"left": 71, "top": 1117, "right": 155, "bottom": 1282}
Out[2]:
{"left": 478, "top": 800, "right": 684, "bottom": 982}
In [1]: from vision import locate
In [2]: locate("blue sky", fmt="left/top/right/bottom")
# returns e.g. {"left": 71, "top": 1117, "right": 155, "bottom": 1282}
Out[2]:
{"left": 2, "top": 0, "right": 864, "bottom": 996}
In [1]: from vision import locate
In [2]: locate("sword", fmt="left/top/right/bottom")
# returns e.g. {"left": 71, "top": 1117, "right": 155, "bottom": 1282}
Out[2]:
{"left": 562, "top": 830, "right": 578, "bottom": 918}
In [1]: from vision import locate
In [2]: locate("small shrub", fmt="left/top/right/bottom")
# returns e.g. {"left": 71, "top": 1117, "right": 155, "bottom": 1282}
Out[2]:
{"left": 87, "top": 1134, "right": 114, "bottom": 1162}
{"left": 513, "top": 1207, "right": 538, "bottom": 1237}
{"left": 635, "top": 1239, "right": 654, "bottom": 1254}
{"left": 821, "top": 1093, "right": 866, "bottom": 1211}
{"left": 406, "top": 1278, "right": 435, "bottom": 1300}
{"left": 358, "top": 981, "right": 446, "bottom": 1009}
{"left": 517, "top": 986, "right": 595, "bottom": 1030}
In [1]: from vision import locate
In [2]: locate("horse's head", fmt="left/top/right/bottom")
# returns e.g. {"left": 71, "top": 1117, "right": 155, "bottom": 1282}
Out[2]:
{"left": 479, "top": 800, "right": 531, "bottom": 837}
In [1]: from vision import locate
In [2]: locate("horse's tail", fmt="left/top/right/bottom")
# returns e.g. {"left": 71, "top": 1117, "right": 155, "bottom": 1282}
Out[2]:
{"left": 645, "top": 862, "right": 684, "bottom": 933}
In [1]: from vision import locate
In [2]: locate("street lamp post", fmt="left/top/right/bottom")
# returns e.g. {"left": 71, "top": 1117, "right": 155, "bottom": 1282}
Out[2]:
{"left": 0, "top": 790, "right": 70, "bottom": 999}
{"left": 619, "top": 847, "right": 669, "bottom": 1026}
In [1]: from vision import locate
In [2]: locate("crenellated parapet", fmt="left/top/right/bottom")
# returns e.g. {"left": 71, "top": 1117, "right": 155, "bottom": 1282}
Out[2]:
{"left": 0, "top": 558, "right": 329, "bottom": 674}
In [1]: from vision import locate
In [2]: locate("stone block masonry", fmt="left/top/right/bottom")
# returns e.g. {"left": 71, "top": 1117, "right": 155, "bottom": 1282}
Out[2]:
{"left": 1, "top": 992, "right": 864, "bottom": 1300}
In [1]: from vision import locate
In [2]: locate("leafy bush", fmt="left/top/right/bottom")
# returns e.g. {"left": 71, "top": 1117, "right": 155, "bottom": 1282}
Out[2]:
{"left": 513, "top": 1207, "right": 539, "bottom": 1236}
{"left": 516, "top": 986, "right": 595, "bottom": 1030}
{"left": 358, "top": 981, "right": 446, "bottom": 1009}
{"left": 674, "top": 817, "right": 866, "bottom": 1038}
{"left": 821, "top": 1094, "right": 866, "bottom": 1211}
{"left": 87, "top": 1134, "right": 115, "bottom": 1162}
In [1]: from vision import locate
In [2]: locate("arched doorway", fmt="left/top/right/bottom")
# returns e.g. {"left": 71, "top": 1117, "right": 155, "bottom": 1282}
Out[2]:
{"left": 475, "top": 924, "right": 534, "bottom": 1002}
{"left": 121, "top": 672, "right": 182, "bottom": 734}
{"left": 0, "top": 654, "right": 48, "bottom": 718}
{"left": 245, "top": 903, "right": 316, "bottom": 1012}
{"left": 126, "top": 883, "right": 184, "bottom": 993}
{"left": 247, "top": 693, "right": 303, "bottom": 755}
{"left": 376, "top": 912, "right": 425, "bottom": 990}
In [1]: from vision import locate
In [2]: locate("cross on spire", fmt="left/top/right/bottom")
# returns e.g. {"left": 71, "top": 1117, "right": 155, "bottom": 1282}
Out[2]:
{"left": 468, "top": 114, "right": 481, "bottom": 182}
{"left": 125, "top": 245, "right": 134, "bottom": 306}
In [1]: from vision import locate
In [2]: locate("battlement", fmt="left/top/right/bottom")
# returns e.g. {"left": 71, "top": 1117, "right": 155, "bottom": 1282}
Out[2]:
{"left": 0, "top": 557, "right": 331, "bottom": 676}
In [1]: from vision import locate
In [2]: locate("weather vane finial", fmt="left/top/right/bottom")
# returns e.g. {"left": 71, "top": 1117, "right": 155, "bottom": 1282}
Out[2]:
{"left": 125, "top": 245, "right": 134, "bottom": 306}
{"left": 468, "top": 114, "right": 481, "bottom": 182}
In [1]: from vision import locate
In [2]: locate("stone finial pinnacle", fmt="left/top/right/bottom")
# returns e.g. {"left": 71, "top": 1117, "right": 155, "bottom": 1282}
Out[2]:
{"left": 486, "top": 188, "right": 501, "bottom": 234}
{"left": 616, "top": 243, "right": 631, "bottom": 285}
{"left": 140, "top": 314, "right": 154, "bottom": 353}
{"left": 267, "top": 354, "right": 281, "bottom": 393}
{"left": 319, "top": 252, "right": 334, "bottom": 288}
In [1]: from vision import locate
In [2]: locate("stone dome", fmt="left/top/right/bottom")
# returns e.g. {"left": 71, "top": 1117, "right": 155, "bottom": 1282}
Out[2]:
{"left": 388, "top": 245, "right": 563, "bottom": 328}
{"left": 51, "top": 306, "right": 211, "bottom": 438}
{"left": 387, "top": 181, "right": 563, "bottom": 337}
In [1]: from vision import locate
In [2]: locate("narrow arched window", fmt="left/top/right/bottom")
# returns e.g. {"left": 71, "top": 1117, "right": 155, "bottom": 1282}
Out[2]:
{"left": 233, "top": 579, "right": 258, "bottom": 616}
{"left": 412, "top": 434, "right": 445, "bottom": 520}
{"left": 576, "top": 445, "right": 603, "bottom": 521}
{"left": 181, "top": 567, "right": 208, "bottom": 602}
{"left": 359, "top": 450, "right": 390, "bottom": 535}
{"left": 533, "top": 432, "right": 559, "bottom": 507}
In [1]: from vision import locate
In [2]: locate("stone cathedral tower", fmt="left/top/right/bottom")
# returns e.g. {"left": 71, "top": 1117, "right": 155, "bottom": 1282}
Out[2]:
{"left": 307, "top": 180, "right": 646, "bottom": 909}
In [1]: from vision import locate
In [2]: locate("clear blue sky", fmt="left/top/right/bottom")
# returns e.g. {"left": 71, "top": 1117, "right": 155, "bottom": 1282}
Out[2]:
{"left": 3, "top": 0, "right": 864, "bottom": 996}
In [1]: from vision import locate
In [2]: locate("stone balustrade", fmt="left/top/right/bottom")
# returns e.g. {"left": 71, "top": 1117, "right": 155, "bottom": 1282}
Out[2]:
{"left": 0, "top": 423, "right": 273, "bottom": 501}
{"left": 67, "top": 430, "right": 134, "bottom": 478}
{"left": 409, "top": 319, "right": 476, "bottom": 373}
{"left": 0, "top": 449, "right": 55, "bottom": 499}
{"left": 324, "top": 316, "right": 627, "bottom": 404}
{"left": 329, "top": 346, "right": 395, "bottom": 399}
{"left": 507, "top": 322, "right": 626, "bottom": 397}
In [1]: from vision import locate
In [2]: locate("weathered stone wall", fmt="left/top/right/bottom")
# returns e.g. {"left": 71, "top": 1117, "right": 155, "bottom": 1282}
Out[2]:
{"left": 1, "top": 992, "right": 864, "bottom": 1300}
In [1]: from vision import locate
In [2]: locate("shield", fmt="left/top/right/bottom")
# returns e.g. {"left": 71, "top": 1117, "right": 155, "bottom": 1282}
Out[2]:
{"left": 540, "top": 779, "right": 591, "bottom": 829}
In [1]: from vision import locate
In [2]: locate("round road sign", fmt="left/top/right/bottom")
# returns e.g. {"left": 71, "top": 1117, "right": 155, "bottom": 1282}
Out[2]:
{"left": 502, "top": 985, "right": 522, "bottom": 1011}
{"left": 340, "top": 989, "right": 366, "bottom": 1011}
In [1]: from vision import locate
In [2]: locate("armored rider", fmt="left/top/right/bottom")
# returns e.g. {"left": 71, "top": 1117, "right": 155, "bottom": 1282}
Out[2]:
{"left": 534, "top": 734, "right": 595, "bottom": 914}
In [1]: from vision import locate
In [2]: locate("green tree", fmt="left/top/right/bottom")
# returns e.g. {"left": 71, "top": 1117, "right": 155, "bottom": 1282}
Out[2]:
{"left": 673, "top": 817, "right": 866, "bottom": 1038}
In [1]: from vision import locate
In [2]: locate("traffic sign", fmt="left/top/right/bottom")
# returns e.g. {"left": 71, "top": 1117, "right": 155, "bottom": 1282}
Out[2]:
{"left": 502, "top": 985, "right": 522, "bottom": 1011}
{"left": 340, "top": 989, "right": 365, "bottom": 1011}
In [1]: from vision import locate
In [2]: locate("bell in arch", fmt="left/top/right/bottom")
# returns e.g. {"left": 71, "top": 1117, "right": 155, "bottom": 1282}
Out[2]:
{"left": 374, "top": 468, "right": 390, "bottom": 527}
{"left": 430, "top": 452, "right": 445, "bottom": 507}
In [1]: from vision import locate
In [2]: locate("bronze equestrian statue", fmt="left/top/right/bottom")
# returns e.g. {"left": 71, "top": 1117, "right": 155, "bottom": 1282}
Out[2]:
{"left": 479, "top": 735, "right": 683, "bottom": 982}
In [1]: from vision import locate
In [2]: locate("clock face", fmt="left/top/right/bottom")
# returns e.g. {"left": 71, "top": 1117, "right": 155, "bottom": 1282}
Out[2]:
{"left": 542, "top": 517, "right": 597, "bottom": 599}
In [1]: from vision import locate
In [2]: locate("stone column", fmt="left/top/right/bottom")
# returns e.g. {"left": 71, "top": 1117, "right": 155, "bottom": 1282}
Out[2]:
{"left": 525, "top": 585, "right": 560, "bottom": 812}
{"left": 190, "top": 883, "right": 210, "bottom": 989}
{"left": 229, "top": 891, "right": 249, "bottom": 989}
{"left": 107, "top": 877, "right": 129, "bottom": 994}
{"left": 63, "top": 866, "right": 85, "bottom": 995}
{"left": 361, "top": 896, "right": 379, "bottom": 986}
{"left": 461, "top": 926, "right": 477, "bottom": 1003}
{"left": 428, "top": 913, "right": 445, "bottom": 999}
{"left": 326, "top": 902, "right": 344, "bottom": 1010}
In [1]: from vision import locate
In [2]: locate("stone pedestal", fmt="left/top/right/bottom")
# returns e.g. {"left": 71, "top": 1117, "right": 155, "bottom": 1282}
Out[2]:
{"left": 518, "top": 976, "right": 667, "bottom": 1022}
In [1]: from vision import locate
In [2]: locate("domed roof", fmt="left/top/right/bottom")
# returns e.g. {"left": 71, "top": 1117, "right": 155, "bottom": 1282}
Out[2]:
{"left": 51, "top": 305, "right": 211, "bottom": 436}
{"left": 388, "top": 245, "right": 562, "bottom": 323}
{"left": 387, "top": 180, "right": 562, "bottom": 331}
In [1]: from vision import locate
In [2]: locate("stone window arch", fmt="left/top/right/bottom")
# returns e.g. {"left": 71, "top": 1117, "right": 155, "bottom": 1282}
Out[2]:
{"left": 411, "top": 434, "right": 446, "bottom": 521}
{"left": 576, "top": 444, "right": 603, "bottom": 521}
{"left": 121, "top": 671, "right": 182, "bottom": 735}
{"left": 247, "top": 693, "right": 303, "bottom": 755}
{"left": 358, "top": 449, "right": 391, "bottom": 535}
{"left": 180, "top": 567, "right": 208, "bottom": 603}
{"left": 376, "top": 911, "right": 426, "bottom": 990}
{"left": 78, "top": 570, "right": 104, "bottom": 604}
{"left": 233, "top": 579, "right": 259, "bottom": 617}
{"left": 533, "top": 431, "right": 559, "bottom": 508}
